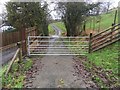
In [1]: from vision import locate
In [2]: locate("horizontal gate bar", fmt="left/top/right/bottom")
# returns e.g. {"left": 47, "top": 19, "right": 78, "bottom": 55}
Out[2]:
{"left": 29, "top": 45, "right": 89, "bottom": 47}
{"left": 30, "top": 52, "right": 88, "bottom": 54}
{"left": 29, "top": 54, "right": 87, "bottom": 56}
{"left": 28, "top": 36, "right": 89, "bottom": 38}
{"left": 29, "top": 47, "right": 89, "bottom": 49}
{"left": 29, "top": 41, "right": 89, "bottom": 43}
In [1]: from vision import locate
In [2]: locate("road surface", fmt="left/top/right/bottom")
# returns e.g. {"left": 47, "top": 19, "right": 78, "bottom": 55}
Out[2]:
{"left": 24, "top": 24, "right": 95, "bottom": 88}
{"left": 1, "top": 46, "right": 17, "bottom": 65}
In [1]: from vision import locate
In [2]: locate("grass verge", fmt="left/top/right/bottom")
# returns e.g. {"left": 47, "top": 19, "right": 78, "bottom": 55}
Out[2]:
{"left": 87, "top": 42, "right": 119, "bottom": 75}
{"left": 1, "top": 58, "right": 33, "bottom": 88}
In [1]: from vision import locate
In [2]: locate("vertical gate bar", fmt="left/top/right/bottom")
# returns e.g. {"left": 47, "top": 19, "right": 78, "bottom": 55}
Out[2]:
{"left": 28, "top": 36, "right": 30, "bottom": 56}
{"left": 37, "top": 36, "right": 38, "bottom": 46}
{"left": 69, "top": 37, "right": 70, "bottom": 46}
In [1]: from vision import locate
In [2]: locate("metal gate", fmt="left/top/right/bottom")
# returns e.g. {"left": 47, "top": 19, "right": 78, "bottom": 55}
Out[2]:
{"left": 27, "top": 36, "right": 89, "bottom": 56}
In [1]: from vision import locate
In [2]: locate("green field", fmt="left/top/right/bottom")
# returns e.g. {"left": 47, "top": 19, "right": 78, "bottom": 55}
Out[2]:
{"left": 48, "top": 22, "right": 66, "bottom": 35}
{"left": 54, "top": 22, "right": 66, "bottom": 33}
{"left": 49, "top": 9, "right": 118, "bottom": 35}
{"left": 86, "top": 9, "right": 118, "bottom": 31}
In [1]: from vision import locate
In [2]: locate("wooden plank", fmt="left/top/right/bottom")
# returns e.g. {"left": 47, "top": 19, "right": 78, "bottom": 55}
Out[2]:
{"left": 92, "top": 37, "right": 120, "bottom": 52}
{"left": 91, "top": 32, "right": 119, "bottom": 46}
{"left": 92, "top": 24, "right": 120, "bottom": 38}
{"left": 92, "top": 35, "right": 119, "bottom": 50}
{"left": 91, "top": 27, "right": 120, "bottom": 42}
{"left": 5, "top": 48, "right": 20, "bottom": 76}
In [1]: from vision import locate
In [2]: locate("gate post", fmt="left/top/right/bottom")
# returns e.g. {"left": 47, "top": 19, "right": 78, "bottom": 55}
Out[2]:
{"left": 89, "top": 33, "right": 92, "bottom": 53}
{"left": 19, "top": 28, "right": 27, "bottom": 55}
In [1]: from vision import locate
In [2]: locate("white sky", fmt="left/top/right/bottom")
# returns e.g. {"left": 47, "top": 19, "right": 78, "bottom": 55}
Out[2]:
{"left": 0, "top": 0, "right": 120, "bottom": 19}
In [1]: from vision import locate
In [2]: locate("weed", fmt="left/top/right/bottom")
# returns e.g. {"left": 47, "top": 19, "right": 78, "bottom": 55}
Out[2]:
{"left": 1, "top": 58, "right": 33, "bottom": 88}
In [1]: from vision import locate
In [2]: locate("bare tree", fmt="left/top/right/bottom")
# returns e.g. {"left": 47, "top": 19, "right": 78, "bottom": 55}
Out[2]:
{"left": 102, "top": 0, "right": 113, "bottom": 13}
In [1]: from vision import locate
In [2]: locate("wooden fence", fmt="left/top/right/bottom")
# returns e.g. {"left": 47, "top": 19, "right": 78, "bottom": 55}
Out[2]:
{"left": 1, "top": 26, "right": 38, "bottom": 55}
{"left": 2, "top": 31, "right": 20, "bottom": 47}
{"left": 89, "top": 24, "right": 120, "bottom": 53}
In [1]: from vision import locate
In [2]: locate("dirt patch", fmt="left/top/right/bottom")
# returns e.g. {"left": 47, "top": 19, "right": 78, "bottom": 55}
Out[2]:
{"left": 82, "top": 30, "right": 98, "bottom": 36}
{"left": 73, "top": 56, "right": 97, "bottom": 88}
{"left": 24, "top": 57, "right": 44, "bottom": 88}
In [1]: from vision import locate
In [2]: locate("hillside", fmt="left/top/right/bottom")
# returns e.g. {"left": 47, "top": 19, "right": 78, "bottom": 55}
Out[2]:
{"left": 49, "top": 9, "right": 118, "bottom": 35}
{"left": 86, "top": 9, "right": 118, "bottom": 32}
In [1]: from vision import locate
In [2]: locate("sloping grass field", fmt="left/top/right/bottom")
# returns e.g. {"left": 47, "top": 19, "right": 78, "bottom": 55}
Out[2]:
{"left": 49, "top": 9, "right": 118, "bottom": 35}
{"left": 86, "top": 9, "right": 118, "bottom": 31}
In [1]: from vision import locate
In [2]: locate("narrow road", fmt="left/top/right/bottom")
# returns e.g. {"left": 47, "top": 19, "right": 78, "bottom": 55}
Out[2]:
{"left": 25, "top": 24, "right": 95, "bottom": 88}
{"left": 51, "top": 24, "right": 61, "bottom": 36}
{"left": 1, "top": 46, "right": 17, "bottom": 65}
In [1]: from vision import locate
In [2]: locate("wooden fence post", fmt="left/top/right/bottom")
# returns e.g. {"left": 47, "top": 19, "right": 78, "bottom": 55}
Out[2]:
{"left": 111, "top": 23, "right": 115, "bottom": 41}
{"left": 17, "top": 42, "right": 22, "bottom": 62}
{"left": 89, "top": 33, "right": 92, "bottom": 53}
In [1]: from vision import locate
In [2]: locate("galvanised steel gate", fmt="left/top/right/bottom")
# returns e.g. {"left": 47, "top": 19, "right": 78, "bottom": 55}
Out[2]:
{"left": 27, "top": 36, "right": 89, "bottom": 56}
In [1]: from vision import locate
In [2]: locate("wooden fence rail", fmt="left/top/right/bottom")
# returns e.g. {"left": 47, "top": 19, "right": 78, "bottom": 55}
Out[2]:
{"left": 89, "top": 24, "right": 120, "bottom": 53}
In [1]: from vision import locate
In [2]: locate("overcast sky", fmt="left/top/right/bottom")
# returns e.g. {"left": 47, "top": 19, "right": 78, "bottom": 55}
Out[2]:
{"left": 0, "top": 0, "right": 120, "bottom": 19}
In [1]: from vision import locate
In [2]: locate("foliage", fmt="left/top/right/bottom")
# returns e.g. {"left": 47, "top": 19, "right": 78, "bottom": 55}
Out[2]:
{"left": 56, "top": 2, "right": 100, "bottom": 36}
{"left": 53, "top": 9, "right": 118, "bottom": 35}
{"left": 1, "top": 58, "right": 33, "bottom": 88}
{"left": 5, "top": 2, "right": 49, "bottom": 35}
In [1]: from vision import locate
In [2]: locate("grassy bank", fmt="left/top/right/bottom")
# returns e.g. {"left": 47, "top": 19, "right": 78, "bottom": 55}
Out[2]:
{"left": 86, "top": 42, "right": 119, "bottom": 87}
{"left": 1, "top": 58, "right": 33, "bottom": 88}
{"left": 87, "top": 42, "right": 120, "bottom": 87}
{"left": 87, "top": 42, "right": 119, "bottom": 75}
